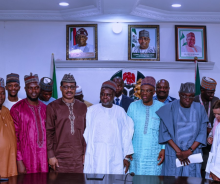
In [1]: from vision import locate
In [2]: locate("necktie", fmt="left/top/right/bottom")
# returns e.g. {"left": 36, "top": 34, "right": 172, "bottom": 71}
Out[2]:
{"left": 116, "top": 98, "right": 120, "bottom": 105}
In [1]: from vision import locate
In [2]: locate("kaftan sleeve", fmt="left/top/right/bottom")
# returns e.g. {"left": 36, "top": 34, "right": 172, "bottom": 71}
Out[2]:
{"left": 195, "top": 105, "right": 208, "bottom": 147}
{"left": 210, "top": 124, "right": 220, "bottom": 177}
{"left": 46, "top": 104, "right": 56, "bottom": 158}
{"left": 122, "top": 112, "right": 134, "bottom": 158}
{"left": 82, "top": 116, "right": 86, "bottom": 155}
{"left": 159, "top": 119, "right": 172, "bottom": 144}
{"left": 10, "top": 106, "right": 22, "bottom": 161}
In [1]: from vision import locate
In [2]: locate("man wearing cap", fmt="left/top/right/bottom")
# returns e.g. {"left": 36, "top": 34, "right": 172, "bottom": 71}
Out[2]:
{"left": 39, "top": 77, "right": 56, "bottom": 105}
{"left": 46, "top": 74, "right": 87, "bottom": 173}
{"left": 112, "top": 77, "right": 134, "bottom": 112}
{"left": 132, "top": 30, "right": 156, "bottom": 53}
{"left": 70, "top": 28, "right": 94, "bottom": 54}
{"left": 157, "top": 82, "right": 208, "bottom": 177}
{"left": 194, "top": 76, "right": 219, "bottom": 175}
{"left": 10, "top": 73, "right": 48, "bottom": 174}
{"left": 182, "top": 32, "right": 202, "bottom": 53}
{"left": 127, "top": 76, "right": 165, "bottom": 175}
{"left": 74, "top": 85, "right": 93, "bottom": 107}
{"left": 153, "top": 79, "right": 176, "bottom": 104}
{"left": 3, "top": 73, "right": 21, "bottom": 110}
{"left": 0, "top": 78, "right": 18, "bottom": 177}
{"left": 84, "top": 80, "right": 134, "bottom": 174}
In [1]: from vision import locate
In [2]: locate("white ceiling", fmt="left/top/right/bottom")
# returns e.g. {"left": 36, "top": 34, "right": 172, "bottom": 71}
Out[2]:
{"left": 0, "top": 0, "right": 220, "bottom": 22}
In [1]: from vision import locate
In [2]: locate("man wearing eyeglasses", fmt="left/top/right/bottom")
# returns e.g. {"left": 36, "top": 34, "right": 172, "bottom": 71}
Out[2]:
{"left": 194, "top": 76, "right": 219, "bottom": 176}
{"left": 132, "top": 30, "right": 156, "bottom": 53}
{"left": 84, "top": 80, "right": 134, "bottom": 174}
{"left": 3, "top": 73, "right": 21, "bottom": 110}
{"left": 157, "top": 82, "right": 208, "bottom": 178}
{"left": 46, "top": 73, "right": 87, "bottom": 173}
{"left": 127, "top": 76, "right": 165, "bottom": 175}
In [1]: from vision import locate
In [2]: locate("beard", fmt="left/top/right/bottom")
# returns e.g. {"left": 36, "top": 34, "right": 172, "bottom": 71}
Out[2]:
{"left": 8, "top": 93, "right": 17, "bottom": 98}
{"left": 27, "top": 94, "right": 39, "bottom": 101}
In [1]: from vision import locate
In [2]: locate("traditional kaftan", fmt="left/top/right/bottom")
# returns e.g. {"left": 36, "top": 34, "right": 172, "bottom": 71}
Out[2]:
{"left": 127, "top": 100, "right": 165, "bottom": 175}
{"left": 46, "top": 98, "right": 87, "bottom": 173}
{"left": 205, "top": 124, "right": 220, "bottom": 179}
{"left": 10, "top": 98, "right": 48, "bottom": 173}
{"left": 84, "top": 104, "right": 134, "bottom": 174}
{"left": 157, "top": 100, "right": 208, "bottom": 177}
{"left": 0, "top": 106, "right": 17, "bottom": 177}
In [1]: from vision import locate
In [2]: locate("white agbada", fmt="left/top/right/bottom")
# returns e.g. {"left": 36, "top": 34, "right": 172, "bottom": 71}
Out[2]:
{"left": 83, "top": 103, "right": 134, "bottom": 174}
{"left": 205, "top": 124, "right": 220, "bottom": 179}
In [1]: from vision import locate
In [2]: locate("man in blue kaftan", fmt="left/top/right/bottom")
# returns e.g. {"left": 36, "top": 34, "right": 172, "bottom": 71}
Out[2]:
{"left": 157, "top": 82, "right": 208, "bottom": 178}
{"left": 127, "top": 76, "right": 165, "bottom": 175}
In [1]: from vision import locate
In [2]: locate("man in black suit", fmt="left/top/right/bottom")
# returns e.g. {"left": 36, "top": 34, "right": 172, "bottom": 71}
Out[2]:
{"left": 112, "top": 77, "right": 134, "bottom": 112}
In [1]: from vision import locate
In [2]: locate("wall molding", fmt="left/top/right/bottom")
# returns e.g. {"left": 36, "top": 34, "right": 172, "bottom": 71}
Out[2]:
{"left": 55, "top": 60, "right": 215, "bottom": 70}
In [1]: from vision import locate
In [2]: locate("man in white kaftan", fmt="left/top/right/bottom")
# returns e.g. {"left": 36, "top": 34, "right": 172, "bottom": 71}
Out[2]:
{"left": 83, "top": 80, "right": 134, "bottom": 174}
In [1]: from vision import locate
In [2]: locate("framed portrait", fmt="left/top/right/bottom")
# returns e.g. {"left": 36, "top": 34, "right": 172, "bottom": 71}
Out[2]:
{"left": 175, "top": 25, "right": 207, "bottom": 62}
{"left": 66, "top": 24, "right": 98, "bottom": 60}
{"left": 128, "top": 25, "right": 160, "bottom": 61}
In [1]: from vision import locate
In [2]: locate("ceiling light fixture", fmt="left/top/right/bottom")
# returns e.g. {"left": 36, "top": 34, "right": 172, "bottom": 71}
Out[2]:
{"left": 59, "top": 2, "right": 69, "bottom": 6}
{"left": 171, "top": 4, "right": 181, "bottom": 8}
{"left": 112, "top": 23, "right": 123, "bottom": 34}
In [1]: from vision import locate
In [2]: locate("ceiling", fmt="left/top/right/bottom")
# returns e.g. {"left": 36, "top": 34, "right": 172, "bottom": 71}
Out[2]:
{"left": 0, "top": 0, "right": 220, "bottom": 22}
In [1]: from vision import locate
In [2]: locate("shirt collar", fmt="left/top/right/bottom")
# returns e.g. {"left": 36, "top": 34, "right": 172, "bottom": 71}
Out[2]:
{"left": 114, "top": 94, "right": 122, "bottom": 102}
{"left": 153, "top": 95, "right": 172, "bottom": 104}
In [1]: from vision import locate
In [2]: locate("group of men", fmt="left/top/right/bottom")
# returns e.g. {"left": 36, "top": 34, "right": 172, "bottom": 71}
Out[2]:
{"left": 0, "top": 72, "right": 219, "bottom": 181}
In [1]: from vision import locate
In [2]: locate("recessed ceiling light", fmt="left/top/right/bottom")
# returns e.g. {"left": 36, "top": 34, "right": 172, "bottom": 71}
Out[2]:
{"left": 59, "top": 2, "right": 69, "bottom": 6}
{"left": 172, "top": 4, "right": 181, "bottom": 8}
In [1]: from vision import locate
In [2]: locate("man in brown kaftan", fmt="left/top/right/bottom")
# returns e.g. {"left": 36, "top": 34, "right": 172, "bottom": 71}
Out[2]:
{"left": 46, "top": 73, "right": 87, "bottom": 173}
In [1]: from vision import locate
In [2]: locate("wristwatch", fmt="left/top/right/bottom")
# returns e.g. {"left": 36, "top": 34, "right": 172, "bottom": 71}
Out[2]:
{"left": 188, "top": 147, "right": 193, "bottom": 153}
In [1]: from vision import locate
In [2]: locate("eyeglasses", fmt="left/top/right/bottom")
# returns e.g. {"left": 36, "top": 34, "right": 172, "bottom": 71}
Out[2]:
{"left": 180, "top": 94, "right": 195, "bottom": 99}
{"left": 141, "top": 89, "right": 154, "bottom": 93}
{"left": 62, "top": 85, "right": 76, "bottom": 90}
{"left": 100, "top": 93, "right": 113, "bottom": 97}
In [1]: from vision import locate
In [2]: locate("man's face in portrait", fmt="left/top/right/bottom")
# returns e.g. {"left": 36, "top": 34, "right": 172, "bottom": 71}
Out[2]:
{"left": 25, "top": 82, "right": 40, "bottom": 101}
{"left": 138, "top": 36, "right": 150, "bottom": 49}
{"left": 186, "top": 36, "right": 195, "bottom": 47}
{"left": 6, "top": 82, "right": 20, "bottom": 98}
{"left": 77, "top": 35, "right": 88, "bottom": 47}
{"left": 140, "top": 85, "right": 155, "bottom": 105}
{"left": 201, "top": 89, "right": 215, "bottom": 101}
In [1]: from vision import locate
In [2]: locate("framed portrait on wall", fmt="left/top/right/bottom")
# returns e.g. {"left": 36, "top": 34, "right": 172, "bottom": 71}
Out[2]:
{"left": 128, "top": 25, "right": 160, "bottom": 61}
{"left": 66, "top": 24, "right": 98, "bottom": 60}
{"left": 175, "top": 25, "right": 207, "bottom": 62}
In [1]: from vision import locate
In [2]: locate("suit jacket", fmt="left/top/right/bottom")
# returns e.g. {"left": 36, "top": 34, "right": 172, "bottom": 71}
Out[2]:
{"left": 114, "top": 94, "right": 134, "bottom": 112}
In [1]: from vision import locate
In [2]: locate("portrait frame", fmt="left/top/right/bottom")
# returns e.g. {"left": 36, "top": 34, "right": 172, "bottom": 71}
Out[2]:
{"left": 66, "top": 24, "right": 98, "bottom": 60}
{"left": 128, "top": 25, "right": 160, "bottom": 61}
{"left": 175, "top": 25, "right": 207, "bottom": 62}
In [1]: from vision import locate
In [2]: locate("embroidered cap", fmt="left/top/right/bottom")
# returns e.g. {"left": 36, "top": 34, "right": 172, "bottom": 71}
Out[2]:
{"left": 61, "top": 73, "right": 76, "bottom": 83}
{"left": 39, "top": 77, "right": 53, "bottom": 92}
{"left": 201, "top": 77, "right": 217, "bottom": 90}
{"left": 76, "top": 28, "right": 88, "bottom": 37}
{"left": 179, "top": 82, "right": 195, "bottom": 93}
{"left": 139, "top": 30, "right": 149, "bottom": 38}
{"left": 6, "top": 73, "right": 20, "bottom": 84}
{"left": 0, "top": 78, "right": 5, "bottom": 88}
{"left": 24, "top": 73, "right": 39, "bottom": 85}
{"left": 101, "top": 80, "right": 117, "bottom": 92}
{"left": 187, "top": 32, "right": 195, "bottom": 38}
{"left": 75, "top": 85, "right": 83, "bottom": 96}
{"left": 141, "top": 76, "right": 156, "bottom": 88}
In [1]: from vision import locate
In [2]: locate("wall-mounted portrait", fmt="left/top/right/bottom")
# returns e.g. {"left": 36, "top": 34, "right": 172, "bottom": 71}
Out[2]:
{"left": 175, "top": 25, "right": 207, "bottom": 62}
{"left": 128, "top": 25, "right": 160, "bottom": 61}
{"left": 66, "top": 24, "right": 98, "bottom": 60}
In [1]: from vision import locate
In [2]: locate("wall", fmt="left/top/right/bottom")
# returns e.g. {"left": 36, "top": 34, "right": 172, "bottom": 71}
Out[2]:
{"left": 0, "top": 21, "right": 219, "bottom": 103}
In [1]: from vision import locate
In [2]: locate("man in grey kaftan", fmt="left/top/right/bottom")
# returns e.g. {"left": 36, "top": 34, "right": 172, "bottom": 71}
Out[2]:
{"left": 156, "top": 82, "right": 208, "bottom": 177}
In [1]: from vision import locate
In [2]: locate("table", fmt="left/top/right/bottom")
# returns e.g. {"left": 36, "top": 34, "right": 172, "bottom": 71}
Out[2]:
{"left": 2, "top": 173, "right": 213, "bottom": 184}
